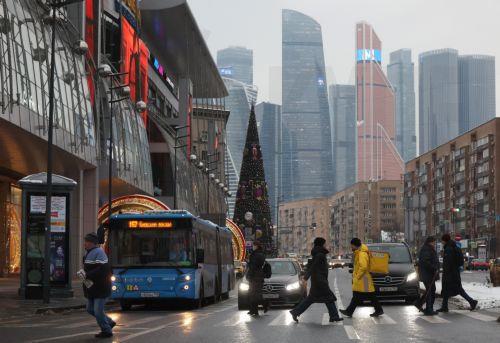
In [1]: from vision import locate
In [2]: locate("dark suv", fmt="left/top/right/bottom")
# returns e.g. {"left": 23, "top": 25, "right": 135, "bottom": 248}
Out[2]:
{"left": 366, "top": 243, "right": 419, "bottom": 303}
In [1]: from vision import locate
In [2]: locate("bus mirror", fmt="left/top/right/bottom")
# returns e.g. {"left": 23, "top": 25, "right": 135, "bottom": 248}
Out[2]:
{"left": 97, "top": 224, "right": 105, "bottom": 244}
{"left": 196, "top": 249, "right": 205, "bottom": 264}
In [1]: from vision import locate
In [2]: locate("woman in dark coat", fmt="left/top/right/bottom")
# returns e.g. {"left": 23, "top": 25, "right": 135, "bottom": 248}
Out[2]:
{"left": 290, "top": 237, "right": 342, "bottom": 323}
{"left": 415, "top": 236, "right": 440, "bottom": 315}
{"left": 246, "top": 241, "right": 268, "bottom": 316}
{"left": 438, "top": 234, "right": 478, "bottom": 312}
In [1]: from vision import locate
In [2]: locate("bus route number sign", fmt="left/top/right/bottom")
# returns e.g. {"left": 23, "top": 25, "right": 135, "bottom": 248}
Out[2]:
{"left": 128, "top": 220, "right": 173, "bottom": 229}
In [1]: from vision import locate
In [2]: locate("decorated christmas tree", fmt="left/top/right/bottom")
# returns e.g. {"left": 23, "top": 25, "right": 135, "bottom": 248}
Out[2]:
{"left": 233, "top": 106, "right": 273, "bottom": 254}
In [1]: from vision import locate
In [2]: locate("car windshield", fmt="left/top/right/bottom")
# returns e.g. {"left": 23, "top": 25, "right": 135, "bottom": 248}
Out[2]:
{"left": 368, "top": 245, "right": 411, "bottom": 263}
{"left": 474, "top": 259, "right": 486, "bottom": 263}
{"left": 269, "top": 261, "right": 297, "bottom": 275}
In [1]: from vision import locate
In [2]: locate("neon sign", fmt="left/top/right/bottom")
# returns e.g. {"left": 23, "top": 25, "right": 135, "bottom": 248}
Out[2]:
{"left": 150, "top": 54, "right": 175, "bottom": 91}
{"left": 128, "top": 220, "right": 173, "bottom": 229}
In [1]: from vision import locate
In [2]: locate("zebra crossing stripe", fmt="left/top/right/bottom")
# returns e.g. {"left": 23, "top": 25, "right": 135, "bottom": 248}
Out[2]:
{"left": 215, "top": 313, "right": 251, "bottom": 326}
{"left": 269, "top": 312, "right": 294, "bottom": 326}
{"left": 370, "top": 314, "right": 396, "bottom": 324}
{"left": 451, "top": 310, "right": 497, "bottom": 322}
{"left": 419, "top": 315, "right": 451, "bottom": 324}
{"left": 344, "top": 325, "right": 360, "bottom": 340}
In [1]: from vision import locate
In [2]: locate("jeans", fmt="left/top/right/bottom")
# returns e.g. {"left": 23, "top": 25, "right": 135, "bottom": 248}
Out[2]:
{"left": 86, "top": 298, "right": 114, "bottom": 333}
{"left": 419, "top": 281, "right": 436, "bottom": 313}
{"left": 441, "top": 286, "right": 474, "bottom": 309}
{"left": 345, "top": 291, "right": 383, "bottom": 315}
{"left": 291, "top": 296, "right": 340, "bottom": 319}
{"left": 248, "top": 281, "right": 264, "bottom": 314}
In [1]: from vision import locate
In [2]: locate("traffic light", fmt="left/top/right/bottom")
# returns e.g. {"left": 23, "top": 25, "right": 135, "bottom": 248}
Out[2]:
{"left": 451, "top": 207, "right": 461, "bottom": 213}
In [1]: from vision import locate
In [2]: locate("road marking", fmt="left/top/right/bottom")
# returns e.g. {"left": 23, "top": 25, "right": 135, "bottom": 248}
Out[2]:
{"left": 419, "top": 315, "right": 451, "bottom": 324}
{"left": 55, "top": 320, "right": 95, "bottom": 329}
{"left": 452, "top": 310, "right": 497, "bottom": 322}
{"left": 215, "top": 312, "right": 252, "bottom": 326}
{"left": 333, "top": 275, "right": 345, "bottom": 310}
{"left": 322, "top": 313, "right": 344, "bottom": 326}
{"left": 370, "top": 314, "right": 396, "bottom": 324}
{"left": 344, "top": 325, "right": 360, "bottom": 340}
{"left": 269, "top": 312, "right": 294, "bottom": 326}
{"left": 119, "top": 324, "right": 169, "bottom": 342}
{"left": 30, "top": 332, "right": 91, "bottom": 342}
{"left": 119, "top": 315, "right": 164, "bottom": 327}
{"left": 2, "top": 323, "right": 51, "bottom": 328}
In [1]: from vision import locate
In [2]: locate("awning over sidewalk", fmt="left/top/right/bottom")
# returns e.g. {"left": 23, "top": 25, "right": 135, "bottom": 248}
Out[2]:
{"left": 139, "top": 0, "right": 228, "bottom": 99}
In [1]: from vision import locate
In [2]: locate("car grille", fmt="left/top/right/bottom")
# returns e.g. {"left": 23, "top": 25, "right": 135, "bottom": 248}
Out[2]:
{"left": 262, "top": 283, "right": 285, "bottom": 293}
{"left": 373, "top": 276, "right": 406, "bottom": 286}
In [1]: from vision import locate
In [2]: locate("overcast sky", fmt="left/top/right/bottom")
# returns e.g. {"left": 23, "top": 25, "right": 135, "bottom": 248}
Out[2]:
{"left": 189, "top": 0, "right": 500, "bottom": 113}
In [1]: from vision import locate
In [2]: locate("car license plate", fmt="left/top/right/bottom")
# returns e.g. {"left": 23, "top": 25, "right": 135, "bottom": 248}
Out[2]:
{"left": 140, "top": 292, "right": 160, "bottom": 298}
{"left": 379, "top": 287, "right": 398, "bottom": 292}
{"left": 262, "top": 294, "right": 279, "bottom": 299}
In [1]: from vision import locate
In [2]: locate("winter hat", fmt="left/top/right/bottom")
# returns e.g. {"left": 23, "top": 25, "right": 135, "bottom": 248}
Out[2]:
{"left": 313, "top": 237, "right": 326, "bottom": 247}
{"left": 84, "top": 232, "right": 99, "bottom": 244}
{"left": 350, "top": 238, "right": 362, "bottom": 247}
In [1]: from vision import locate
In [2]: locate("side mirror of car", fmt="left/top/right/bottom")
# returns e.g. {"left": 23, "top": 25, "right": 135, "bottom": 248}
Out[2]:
{"left": 348, "top": 269, "right": 353, "bottom": 274}
{"left": 97, "top": 224, "right": 106, "bottom": 245}
{"left": 196, "top": 249, "right": 205, "bottom": 264}
{"left": 347, "top": 263, "right": 353, "bottom": 269}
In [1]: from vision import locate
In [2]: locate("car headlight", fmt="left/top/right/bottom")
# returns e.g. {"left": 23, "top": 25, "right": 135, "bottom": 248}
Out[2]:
{"left": 239, "top": 282, "right": 250, "bottom": 291}
{"left": 285, "top": 281, "right": 301, "bottom": 291}
{"left": 407, "top": 271, "right": 418, "bottom": 282}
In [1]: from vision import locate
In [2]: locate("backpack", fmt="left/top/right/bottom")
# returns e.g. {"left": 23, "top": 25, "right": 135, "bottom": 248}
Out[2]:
{"left": 262, "top": 261, "right": 272, "bottom": 279}
{"left": 368, "top": 251, "right": 390, "bottom": 275}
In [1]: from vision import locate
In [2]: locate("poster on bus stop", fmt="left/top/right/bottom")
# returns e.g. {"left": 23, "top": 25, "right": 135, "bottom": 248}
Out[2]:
{"left": 29, "top": 195, "right": 67, "bottom": 232}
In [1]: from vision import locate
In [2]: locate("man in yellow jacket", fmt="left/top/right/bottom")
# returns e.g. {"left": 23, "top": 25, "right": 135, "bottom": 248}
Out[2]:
{"left": 340, "top": 238, "right": 384, "bottom": 317}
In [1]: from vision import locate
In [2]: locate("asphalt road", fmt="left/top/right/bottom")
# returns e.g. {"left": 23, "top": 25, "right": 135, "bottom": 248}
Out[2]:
{"left": 0, "top": 269, "right": 498, "bottom": 343}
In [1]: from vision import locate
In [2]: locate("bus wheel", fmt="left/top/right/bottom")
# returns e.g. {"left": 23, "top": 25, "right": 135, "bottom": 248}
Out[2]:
{"left": 120, "top": 301, "right": 132, "bottom": 311}
{"left": 221, "top": 276, "right": 230, "bottom": 300}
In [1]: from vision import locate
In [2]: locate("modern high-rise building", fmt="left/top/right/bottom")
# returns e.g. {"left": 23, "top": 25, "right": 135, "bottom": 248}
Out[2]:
{"left": 459, "top": 55, "right": 496, "bottom": 134}
{"left": 355, "top": 22, "right": 403, "bottom": 182}
{"left": 255, "top": 102, "right": 282, "bottom": 223}
{"left": 388, "top": 49, "right": 416, "bottom": 162}
{"left": 329, "top": 85, "right": 356, "bottom": 193}
{"left": 217, "top": 47, "right": 253, "bottom": 85}
{"left": 419, "top": 49, "right": 459, "bottom": 154}
{"left": 282, "top": 9, "right": 333, "bottom": 201}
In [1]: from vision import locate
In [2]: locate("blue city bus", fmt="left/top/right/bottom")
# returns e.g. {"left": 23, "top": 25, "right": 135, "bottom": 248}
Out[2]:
{"left": 106, "top": 210, "right": 234, "bottom": 310}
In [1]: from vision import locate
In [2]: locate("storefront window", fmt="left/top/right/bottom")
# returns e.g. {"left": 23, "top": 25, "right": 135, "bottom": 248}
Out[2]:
{"left": 6, "top": 185, "right": 21, "bottom": 274}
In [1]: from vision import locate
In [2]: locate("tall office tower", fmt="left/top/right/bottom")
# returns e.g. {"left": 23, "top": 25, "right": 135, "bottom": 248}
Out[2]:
{"left": 255, "top": 102, "right": 282, "bottom": 223}
{"left": 387, "top": 49, "right": 416, "bottom": 162}
{"left": 282, "top": 9, "right": 333, "bottom": 201}
{"left": 269, "top": 66, "right": 282, "bottom": 105}
{"left": 222, "top": 78, "right": 257, "bottom": 218}
{"left": 419, "top": 49, "right": 459, "bottom": 154}
{"left": 355, "top": 22, "right": 403, "bottom": 182}
{"left": 329, "top": 85, "right": 356, "bottom": 193}
{"left": 217, "top": 46, "right": 253, "bottom": 85}
{"left": 459, "top": 55, "right": 496, "bottom": 133}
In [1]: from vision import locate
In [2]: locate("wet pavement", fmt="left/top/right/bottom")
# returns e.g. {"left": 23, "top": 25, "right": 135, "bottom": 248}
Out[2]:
{"left": 0, "top": 269, "right": 498, "bottom": 343}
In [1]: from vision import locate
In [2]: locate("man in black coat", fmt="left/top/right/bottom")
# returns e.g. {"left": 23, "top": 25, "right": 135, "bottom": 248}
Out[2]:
{"left": 290, "top": 237, "right": 342, "bottom": 323}
{"left": 437, "top": 233, "right": 478, "bottom": 312}
{"left": 415, "top": 236, "right": 439, "bottom": 315}
{"left": 246, "top": 241, "right": 268, "bottom": 316}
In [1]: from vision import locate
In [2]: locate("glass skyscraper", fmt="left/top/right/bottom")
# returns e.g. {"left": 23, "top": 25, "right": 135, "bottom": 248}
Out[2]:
{"left": 419, "top": 49, "right": 460, "bottom": 154}
{"left": 388, "top": 49, "right": 416, "bottom": 162}
{"left": 329, "top": 85, "right": 356, "bottom": 193}
{"left": 217, "top": 47, "right": 253, "bottom": 85}
{"left": 282, "top": 9, "right": 333, "bottom": 201}
{"left": 459, "top": 55, "right": 496, "bottom": 133}
{"left": 255, "top": 102, "right": 282, "bottom": 223}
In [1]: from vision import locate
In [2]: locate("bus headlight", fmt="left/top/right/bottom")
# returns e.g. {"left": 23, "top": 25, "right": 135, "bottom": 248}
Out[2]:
{"left": 184, "top": 275, "right": 191, "bottom": 281}
{"left": 183, "top": 285, "right": 189, "bottom": 291}
{"left": 286, "top": 281, "right": 300, "bottom": 291}
{"left": 111, "top": 275, "right": 116, "bottom": 282}
{"left": 112, "top": 285, "right": 117, "bottom": 291}
{"left": 239, "top": 282, "right": 250, "bottom": 291}
{"left": 407, "top": 271, "right": 418, "bottom": 282}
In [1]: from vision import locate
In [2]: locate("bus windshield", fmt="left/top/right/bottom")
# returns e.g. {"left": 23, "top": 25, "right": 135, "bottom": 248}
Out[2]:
{"left": 110, "top": 228, "right": 193, "bottom": 267}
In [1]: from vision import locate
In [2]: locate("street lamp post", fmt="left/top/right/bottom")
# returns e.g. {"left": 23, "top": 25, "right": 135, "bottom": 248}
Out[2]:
{"left": 43, "top": 0, "right": 84, "bottom": 304}
{"left": 173, "top": 125, "right": 189, "bottom": 209}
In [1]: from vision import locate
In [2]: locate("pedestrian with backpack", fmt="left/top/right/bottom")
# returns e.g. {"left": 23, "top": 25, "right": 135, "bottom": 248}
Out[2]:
{"left": 339, "top": 238, "right": 384, "bottom": 318}
{"left": 414, "top": 236, "right": 440, "bottom": 315}
{"left": 290, "top": 237, "right": 343, "bottom": 323}
{"left": 437, "top": 233, "right": 478, "bottom": 312}
{"left": 246, "top": 240, "right": 269, "bottom": 316}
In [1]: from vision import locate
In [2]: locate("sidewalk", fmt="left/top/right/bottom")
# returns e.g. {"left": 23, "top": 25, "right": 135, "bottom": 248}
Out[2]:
{"left": 0, "top": 277, "right": 88, "bottom": 317}
{"left": 420, "top": 280, "right": 500, "bottom": 310}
